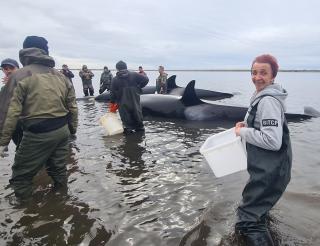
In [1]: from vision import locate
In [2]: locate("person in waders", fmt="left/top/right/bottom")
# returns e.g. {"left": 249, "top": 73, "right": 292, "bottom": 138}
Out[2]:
{"left": 0, "top": 36, "right": 78, "bottom": 204}
{"left": 234, "top": 54, "right": 292, "bottom": 246}
{"left": 79, "top": 65, "right": 94, "bottom": 96}
{"left": 110, "top": 61, "right": 149, "bottom": 134}
{"left": 99, "top": 66, "right": 113, "bottom": 94}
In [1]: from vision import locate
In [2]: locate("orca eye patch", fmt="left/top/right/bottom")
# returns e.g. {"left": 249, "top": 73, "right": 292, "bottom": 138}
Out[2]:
{"left": 262, "top": 119, "right": 278, "bottom": 127}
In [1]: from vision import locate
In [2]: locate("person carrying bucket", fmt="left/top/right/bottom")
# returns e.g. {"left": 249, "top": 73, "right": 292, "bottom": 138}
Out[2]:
{"left": 234, "top": 54, "right": 292, "bottom": 245}
{"left": 110, "top": 61, "right": 149, "bottom": 134}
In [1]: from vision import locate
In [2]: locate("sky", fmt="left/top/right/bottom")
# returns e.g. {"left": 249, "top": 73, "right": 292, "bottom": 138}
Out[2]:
{"left": 1, "top": 0, "right": 320, "bottom": 70}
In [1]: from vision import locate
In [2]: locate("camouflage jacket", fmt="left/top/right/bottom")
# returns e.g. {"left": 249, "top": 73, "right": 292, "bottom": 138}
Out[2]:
{"left": 156, "top": 72, "right": 168, "bottom": 86}
{"left": 0, "top": 48, "right": 78, "bottom": 146}
{"left": 79, "top": 69, "right": 94, "bottom": 82}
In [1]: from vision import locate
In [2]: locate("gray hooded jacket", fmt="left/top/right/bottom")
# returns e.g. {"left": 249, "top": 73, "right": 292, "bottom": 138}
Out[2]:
{"left": 239, "top": 83, "right": 288, "bottom": 151}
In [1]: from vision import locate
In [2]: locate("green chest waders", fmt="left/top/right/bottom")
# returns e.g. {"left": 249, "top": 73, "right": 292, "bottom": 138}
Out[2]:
{"left": 235, "top": 97, "right": 292, "bottom": 245}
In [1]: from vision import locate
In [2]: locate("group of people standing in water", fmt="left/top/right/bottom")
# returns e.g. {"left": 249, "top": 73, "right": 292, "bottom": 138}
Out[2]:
{"left": 59, "top": 62, "right": 169, "bottom": 98}
{"left": 1, "top": 35, "right": 291, "bottom": 245}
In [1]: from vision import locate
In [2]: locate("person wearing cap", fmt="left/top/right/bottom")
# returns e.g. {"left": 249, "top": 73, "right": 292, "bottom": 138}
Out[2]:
{"left": 110, "top": 61, "right": 149, "bottom": 134}
{"left": 99, "top": 66, "right": 113, "bottom": 94}
{"left": 1, "top": 58, "right": 19, "bottom": 88}
{"left": 156, "top": 65, "right": 168, "bottom": 94}
{"left": 79, "top": 65, "right": 94, "bottom": 96}
{"left": 1, "top": 58, "right": 23, "bottom": 148}
{"left": 60, "top": 64, "right": 74, "bottom": 84}
{"left": 234, "top": 54, "right": 292, "bottom": 245}
{"left": 0, "top": 35, "right": 78, "bottom": 203}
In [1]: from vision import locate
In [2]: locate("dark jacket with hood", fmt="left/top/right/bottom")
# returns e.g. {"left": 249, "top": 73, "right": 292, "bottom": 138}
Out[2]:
{"left": 0, "top": 48, "right": 78, "bottom": 146}
{"left": 110, "top": 70, "right": 148, "bottom": 129}
{"left": 110, "top": 70, "right": 148, "bottom": 104}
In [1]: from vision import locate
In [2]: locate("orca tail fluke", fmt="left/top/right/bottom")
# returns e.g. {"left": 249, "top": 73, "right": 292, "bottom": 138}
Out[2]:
{"left": 180, "top": 80, "right": 204, "bottom": 106}
{"left": 304, "top": 106, "right": 320, "bottom": 117}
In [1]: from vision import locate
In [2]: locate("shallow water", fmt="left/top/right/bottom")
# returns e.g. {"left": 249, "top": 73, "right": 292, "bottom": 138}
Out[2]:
{"left": 0, "top": 72, "right": 319, "bottom": 245}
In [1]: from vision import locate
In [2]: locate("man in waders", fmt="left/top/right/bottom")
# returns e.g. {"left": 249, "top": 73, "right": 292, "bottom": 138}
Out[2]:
{"left": 79, "top": 65, "right": 94, "bottom": 96}
{"left": 156, "top": 65, "right": 168, "bottom": 94}
{"left": 0, "top": 36, "right": 78, "bottom": 203}
{"left": 99, "top": 66, "right": 113, "bottom": 94}
{"left": 110, "top": 61, "right": 149, "bottom": 134}
{"left": 235, "top": 54, "right": 292, "bottom": 246}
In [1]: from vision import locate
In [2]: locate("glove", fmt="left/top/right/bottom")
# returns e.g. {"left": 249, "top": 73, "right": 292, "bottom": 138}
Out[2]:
{"left": 0, "top": 146, "right": 8, "bottom": 158}
{"left": 109, "top": 103, "right": 119, "bottom": 113}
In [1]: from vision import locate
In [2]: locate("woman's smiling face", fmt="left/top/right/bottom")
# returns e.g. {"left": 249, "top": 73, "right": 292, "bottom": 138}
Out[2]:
{"left": 251, "top": 62, "right": 274, "bottom": 92}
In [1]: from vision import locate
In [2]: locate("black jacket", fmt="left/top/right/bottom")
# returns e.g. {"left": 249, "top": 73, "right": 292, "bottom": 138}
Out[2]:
{"left": 61, "top": 69, "right": 74, "bottom": 82}
{"left": 110, "top": 70, "right": 149, "bottom": 103}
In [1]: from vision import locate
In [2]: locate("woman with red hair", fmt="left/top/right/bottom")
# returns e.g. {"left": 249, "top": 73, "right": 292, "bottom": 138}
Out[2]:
{"left": 234, "top": 54, "right": 292, "bottom": 245}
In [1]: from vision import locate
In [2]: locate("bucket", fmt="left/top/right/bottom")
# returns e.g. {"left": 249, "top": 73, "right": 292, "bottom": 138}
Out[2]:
{"left": 99, "top": 112, "right": 124, "bottom": 136}
{"left": 200, "top": 127, "right": 247, "bottom": 177}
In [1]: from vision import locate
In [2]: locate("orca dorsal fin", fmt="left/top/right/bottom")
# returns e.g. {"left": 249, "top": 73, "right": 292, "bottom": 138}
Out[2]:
{"left": 166, "top": 75, "right": 178, "bottom": 89}
{"left": 180, "top": 80, "right": 203, "bottom": 106}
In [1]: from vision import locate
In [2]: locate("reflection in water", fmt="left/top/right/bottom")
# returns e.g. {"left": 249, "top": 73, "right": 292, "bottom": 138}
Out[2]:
{"left": 108, "top": 132, "right": 147, "bottom": 180}
{"left": 1, "top": 192, "right": 112, "bottom": 245}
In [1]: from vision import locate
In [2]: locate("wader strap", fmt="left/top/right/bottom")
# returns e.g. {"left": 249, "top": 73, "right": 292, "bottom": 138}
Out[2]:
{"left": 246, "top": 95, "right": 288, "bottom": 130}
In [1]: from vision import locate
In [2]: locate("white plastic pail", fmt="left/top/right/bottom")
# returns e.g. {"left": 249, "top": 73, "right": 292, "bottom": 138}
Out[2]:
{"left": 99, "top": 112, "right": 124, "bottom": 136}
{"left": 200, "top": 127, "right": 247, "bottom": 177}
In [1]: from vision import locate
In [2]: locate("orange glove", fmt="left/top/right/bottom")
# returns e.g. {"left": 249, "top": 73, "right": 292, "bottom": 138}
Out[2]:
{"left": 109, "top": 103, "right": 119, "bottom": 113}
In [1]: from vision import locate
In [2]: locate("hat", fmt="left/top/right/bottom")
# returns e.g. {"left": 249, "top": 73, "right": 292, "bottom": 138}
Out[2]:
{"left": 23, "top": 36, "right": 49, "bottom": 55}
{"left": 1, "top": 58, "right": 20, "bottom": 68}
{"left": 116, "top": 60, "right": 127, "bottom": 70}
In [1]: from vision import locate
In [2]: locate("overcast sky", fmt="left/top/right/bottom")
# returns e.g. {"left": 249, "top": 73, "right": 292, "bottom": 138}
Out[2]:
{"left": 1, "top": 0, "right": 319, "bottom": 70}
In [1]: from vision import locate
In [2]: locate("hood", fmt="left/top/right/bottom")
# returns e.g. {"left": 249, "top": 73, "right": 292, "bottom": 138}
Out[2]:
{"left": 116, "top": 70, "right": 129, "bottom": 79}
{"left": 19, "top": 48, "right": 55, "bottom": 67}
{"left": 251, "top": 83, "right": 288, "bottom": 111}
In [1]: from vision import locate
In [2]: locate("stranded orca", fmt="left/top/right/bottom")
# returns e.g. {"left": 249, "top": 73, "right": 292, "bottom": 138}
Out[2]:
{"left": 94, "top": 75, "right": 233, "bottom": 102}
{"left": 166, "top": 75, "right": 233, "bottom": 100}
{"left": 141, "top": 80, "right": 319, "bottom": 121}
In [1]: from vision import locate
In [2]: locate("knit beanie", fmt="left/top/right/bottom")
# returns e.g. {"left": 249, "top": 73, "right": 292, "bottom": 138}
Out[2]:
{"left": 116, "top": 61, "right": 127, "bottom": 70}
{"left": 23, "top": 36, "right": 49, "bottom": 55}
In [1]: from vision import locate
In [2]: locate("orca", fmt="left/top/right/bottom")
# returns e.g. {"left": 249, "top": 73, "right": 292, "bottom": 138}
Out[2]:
{"left": 141, "top": 80, "right": 319, "bottom": 122}
{"left": 94, "top": 75, "right": 233, "bottom": 102}
{"left": 166, "top": 75, "right": 233, "bottom": 100}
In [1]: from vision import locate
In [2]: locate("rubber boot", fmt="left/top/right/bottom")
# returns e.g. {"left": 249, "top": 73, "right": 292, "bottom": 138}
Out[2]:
{"left": 52, "top": 178, "right": 68, "bottom": 196}
{"left": 84, "top": 89, "right": 89, "bottom": 97}
{"left": 89, "top": 88, "right": 94, "bottom": 96}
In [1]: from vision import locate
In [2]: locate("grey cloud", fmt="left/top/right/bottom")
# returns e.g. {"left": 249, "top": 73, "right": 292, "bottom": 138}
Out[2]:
{"left": 1, "top": 0, "right": 320, "bottom": 69}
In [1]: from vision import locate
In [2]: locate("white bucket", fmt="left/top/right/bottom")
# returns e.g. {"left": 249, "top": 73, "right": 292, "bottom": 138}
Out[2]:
{"left": 99, "top": 112, "right": 124, "bottom": 136}
{"left": 200, "top": 127, "right": 247, "bottom": 178}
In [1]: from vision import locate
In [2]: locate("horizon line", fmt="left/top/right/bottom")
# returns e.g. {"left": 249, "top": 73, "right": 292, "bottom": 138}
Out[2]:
{"left": 68, "top": 68, "right": 320, "bottom": 72}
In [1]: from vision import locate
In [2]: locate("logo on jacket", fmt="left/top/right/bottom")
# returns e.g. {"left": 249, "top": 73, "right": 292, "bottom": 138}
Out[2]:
{"left": 262, "top": 119, "right": 278, "bottom": 127}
